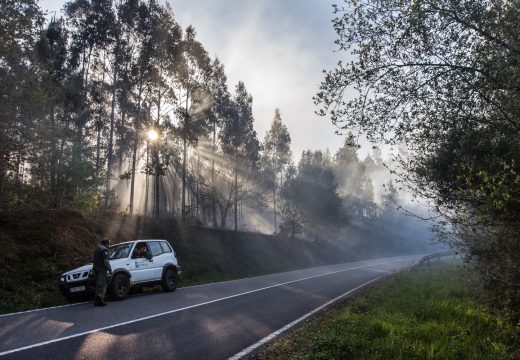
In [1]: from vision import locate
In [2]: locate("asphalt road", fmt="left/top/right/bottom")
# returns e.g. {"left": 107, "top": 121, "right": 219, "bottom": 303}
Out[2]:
{"left": 0, "top": 254, "right": 423, "bottom": 359}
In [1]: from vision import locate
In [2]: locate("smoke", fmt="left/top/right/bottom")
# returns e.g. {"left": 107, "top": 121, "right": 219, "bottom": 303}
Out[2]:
{"left": 190, "top": 88, "right": 214, "bottom": 118}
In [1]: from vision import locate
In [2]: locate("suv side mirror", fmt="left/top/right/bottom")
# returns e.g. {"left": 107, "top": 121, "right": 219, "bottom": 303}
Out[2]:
{"left": 146, "top": 252, "right": 153, "bottom": 261}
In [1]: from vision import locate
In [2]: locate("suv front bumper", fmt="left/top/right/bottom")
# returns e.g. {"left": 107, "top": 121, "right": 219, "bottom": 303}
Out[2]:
{"left": 58, "top": 279, "right": 96, "bottom": 297}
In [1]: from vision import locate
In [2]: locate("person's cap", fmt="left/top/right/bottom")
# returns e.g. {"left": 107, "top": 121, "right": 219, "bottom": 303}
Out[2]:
{"left": 101, "top": 238, "right": 110, "bottom": 245}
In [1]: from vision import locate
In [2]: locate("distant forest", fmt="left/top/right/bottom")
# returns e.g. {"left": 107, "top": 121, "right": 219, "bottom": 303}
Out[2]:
{"left": 1, "top": 0, "right": 418, "bottom": 241}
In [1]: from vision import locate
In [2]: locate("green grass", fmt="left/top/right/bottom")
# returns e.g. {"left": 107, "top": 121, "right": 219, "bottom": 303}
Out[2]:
{"left": 256, "top": 261, "right": 520, "bottom": 360}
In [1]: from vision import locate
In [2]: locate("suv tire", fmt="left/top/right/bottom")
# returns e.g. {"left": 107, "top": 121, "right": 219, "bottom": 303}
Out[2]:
{"left": 161, "top": 268, "right": 177, "bottom": 292}
{"left": 111, "top": 273, "right": 130, "bottom": 300}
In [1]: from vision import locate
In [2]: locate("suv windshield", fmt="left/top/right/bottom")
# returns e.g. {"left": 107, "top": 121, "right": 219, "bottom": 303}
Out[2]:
{"left": 109, "top": 243, "right": 132, "bottom": 259}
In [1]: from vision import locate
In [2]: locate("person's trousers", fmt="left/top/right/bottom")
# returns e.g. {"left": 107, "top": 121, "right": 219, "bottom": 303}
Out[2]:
{"left": 94, "top": 269, "right": 107, "bottom": 301}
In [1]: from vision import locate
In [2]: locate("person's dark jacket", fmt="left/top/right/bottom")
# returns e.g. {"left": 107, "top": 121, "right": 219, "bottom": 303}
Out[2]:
{"left": 93, "top": 244, "right": 112, "bottom": 273}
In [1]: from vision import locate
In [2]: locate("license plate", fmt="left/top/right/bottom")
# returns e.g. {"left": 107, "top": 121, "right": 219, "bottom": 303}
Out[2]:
{"left": 69, "top": 286, "right": 86, "bottom": 293}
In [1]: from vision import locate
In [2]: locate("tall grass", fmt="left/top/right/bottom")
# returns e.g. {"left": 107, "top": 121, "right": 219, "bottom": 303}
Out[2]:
{"left": 258, "top": 261, "right": 520, "bottom": 360}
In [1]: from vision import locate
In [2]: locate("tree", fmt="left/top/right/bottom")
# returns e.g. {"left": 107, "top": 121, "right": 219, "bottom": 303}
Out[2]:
{"left": 206, "top": 58, "right": 230, "bottom": 226}
{"left": 279, "top": 200, "right": 305, "bottom": 240}
{"left": 279, "top": 165, "right": 305, "bottom": 239}
{"left": 382, "top": 180, "right": 398, "bottom": 210}
{"left": 146, "top": 5, "right": 182, "bottom": 217}
{"left": 127, "top": 0, "right": 157, "bottom": 214}
{"left": 219, "top": 82, "right": 261, "bottom": 230}
{"left": 291, "top": 150, "right": 341, "bottom": 224}
{"left": 35, "top": 18, "right": 68, "bottom": 201}
{"left": 316, "top": 0, "right": 520, "bottom": 320}
{"left": 363, "top": 178, "right": 374, "bottom": 203}
{"left": 262, "top": 108, "right": 291, "bottom": 233}
{"left": 0, "top": 0, "right": 44, "bottom": 196}
{"left": 175, "top": 25, "right": 211, "bottom": 221}
{"left": 333, "top": 133, "right": 363, "bottom": 196}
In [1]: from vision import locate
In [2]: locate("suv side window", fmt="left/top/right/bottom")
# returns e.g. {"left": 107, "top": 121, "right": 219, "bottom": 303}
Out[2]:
{"left": 160, "top": 241, "right": 172, "bottom": 253}
{"left": 148, "top": 241, "right": 163, "bottom": 257}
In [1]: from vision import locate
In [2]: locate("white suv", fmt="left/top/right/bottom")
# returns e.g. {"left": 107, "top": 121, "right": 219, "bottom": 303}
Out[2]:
{"left": 58, "top": 239, "right": 181, "bottom": 300}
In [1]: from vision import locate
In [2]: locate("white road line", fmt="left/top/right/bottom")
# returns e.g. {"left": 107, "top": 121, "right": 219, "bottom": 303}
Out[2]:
{"left": 228, "top": 274, "right": 387, "bottom": 360}
{"left": 0, "top": 301, "right": 92, "bottom": 318}
{"left": 0, "top": 286, "right": 157, "bottom": 319}
{"left": 0, "top": 258, "right": 413, "bottom": 357}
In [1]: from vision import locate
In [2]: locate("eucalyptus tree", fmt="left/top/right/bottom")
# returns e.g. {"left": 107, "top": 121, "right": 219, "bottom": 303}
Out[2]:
{"left": 34, "top": 18, "right": 68, "bottom": 200}
{"left": 104, "top": 0, "right": 129, "bottom": 206}
{"left": 0, "top": 0, "right": 44, "bottom": 196}
{"left": 64, "top": 0, "right": 115, "bottom": 195}
{"left": 175, "top": 26, "right": 212, "bottom": 221}
{"left": 316, "top": 0, "right": 520, "bottom": 319}
{"left": 143, "top": 5, "right": 183, "bottom": 217}
{"left": 127, "top": 0, "right": 159, "bottom": 214}
{"left": 220, "top": 82, "right": 261, "bottom": 231}
{"left": 113, "top": 0, "right": 140, "bottom": 172}
{"left": 206, "top": 58, "right": 231, "bottom": 226}
{"left": 262, "top": 108, "right": 291, "bottom": 233}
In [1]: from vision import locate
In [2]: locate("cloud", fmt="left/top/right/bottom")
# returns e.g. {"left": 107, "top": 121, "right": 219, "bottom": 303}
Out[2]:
{"left": 171, "top": 0, "right": 344, "bottom": 158}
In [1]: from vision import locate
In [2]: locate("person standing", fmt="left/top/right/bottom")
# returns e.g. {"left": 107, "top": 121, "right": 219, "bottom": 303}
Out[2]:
{"left": 92, "top": 238, "right": 112, "bottom": 306}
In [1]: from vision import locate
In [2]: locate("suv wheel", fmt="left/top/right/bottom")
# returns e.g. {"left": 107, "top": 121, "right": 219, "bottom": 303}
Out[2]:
{"left": 111, "top": 273, "right": 130, "bottom": 300}
{"left": 161, "top": 268, "right": 177, "bottom": 292}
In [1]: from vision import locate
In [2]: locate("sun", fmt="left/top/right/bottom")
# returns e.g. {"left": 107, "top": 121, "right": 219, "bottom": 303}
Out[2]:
{"left": 147, "top": 129, "right": 159, "bottom": 142}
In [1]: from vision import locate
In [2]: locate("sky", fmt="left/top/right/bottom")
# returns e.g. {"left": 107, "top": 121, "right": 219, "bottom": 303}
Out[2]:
{"left": 38, "top": 0, "right": 360, "bottom": 160}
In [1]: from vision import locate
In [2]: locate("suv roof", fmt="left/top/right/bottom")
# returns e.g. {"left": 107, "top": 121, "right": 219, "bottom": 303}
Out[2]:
{"left": 111, "top": 239, "right": 168, "bottom": 246}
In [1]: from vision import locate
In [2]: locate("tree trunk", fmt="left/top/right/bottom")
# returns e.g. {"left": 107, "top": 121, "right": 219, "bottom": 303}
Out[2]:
{"left": 55, "top": 115, "right": 69, "bottom": 208}
{"left": 154, "top": 146, "right": 160, "bottom": 218}
{"left": 181, "top": 89, "right": 189, "bottom": 221}
{"left": 118, "top": 110, "right": 126, "bottom": 171}
{"left": 129, "top": 81, "right": 143, "bottom": 215}
{"left": 234, "top": 165, "right": 238, "bottom": 231}
{"left": 172, "top": 170, "right": 177, "bottom": 216}
{"left": 211, "top": 121, "right": 217, "bottom": 227}
{"left": 273, "top": 173, "right": 277, "bottom": 234}
{"left": 220, "top": 202, "right": 231, "bottom": 228}
{"left": 155, "top": 71, "right": 162, "bottom": 218}
{"left": 181, "top": 137, "right": 187, "bottom": 221}
{"left": 291, "top": 217, "right": 295, "bottom": 240}
{"left": 106, "top": 38, "right": 119, "bottom": 206}
{"left": 144, "top": 144, "right": 149, "bottom": 215}
{"left": 49, "top": 103, "right": 57, "bottom": 196}
{"left": 95, "top": 121, "right": 101, "bottom": 174}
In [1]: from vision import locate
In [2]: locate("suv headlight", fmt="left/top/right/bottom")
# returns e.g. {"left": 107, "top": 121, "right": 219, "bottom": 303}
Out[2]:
{"left": 59, "top": 276, "right": 66, "bottom": 283}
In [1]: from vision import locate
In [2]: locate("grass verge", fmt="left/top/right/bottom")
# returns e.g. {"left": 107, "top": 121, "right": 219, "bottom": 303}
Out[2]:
{"left": 253, "top": 260, "right": 520, "bottom": 360}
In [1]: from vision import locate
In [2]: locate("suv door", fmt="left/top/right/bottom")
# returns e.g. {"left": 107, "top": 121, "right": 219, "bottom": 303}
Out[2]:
{"left": 147, "top": 241, "right": 167, "bottom": 280}
{"left": 129, "top": 242, "right": 155, "bottom": 283}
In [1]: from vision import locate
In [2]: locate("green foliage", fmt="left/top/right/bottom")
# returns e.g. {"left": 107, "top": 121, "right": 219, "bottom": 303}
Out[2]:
{"left": 279, "top": 200, "right": 305, "bottom": 239}
{"left": 317, "top": 0, "right": 520, "bottom": 320}
{"left": 288, "top": 150, "right": 342, "bottom": 223}
{"left": 259, "top": 262, "right": 520, "bottom": 360}
{"left": 263, "top": 108, "right": 292, "bottom": 174}
{"left": 68, "top": 191, "right": 102, "bottom": 212}
{"left": 219, "top": 81, "right": 261, "bottom": 168}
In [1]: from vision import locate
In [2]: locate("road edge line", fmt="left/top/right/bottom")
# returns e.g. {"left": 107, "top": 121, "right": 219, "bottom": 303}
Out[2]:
{"left": 227, "top": 274, "right": 388, "bottom": 360}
